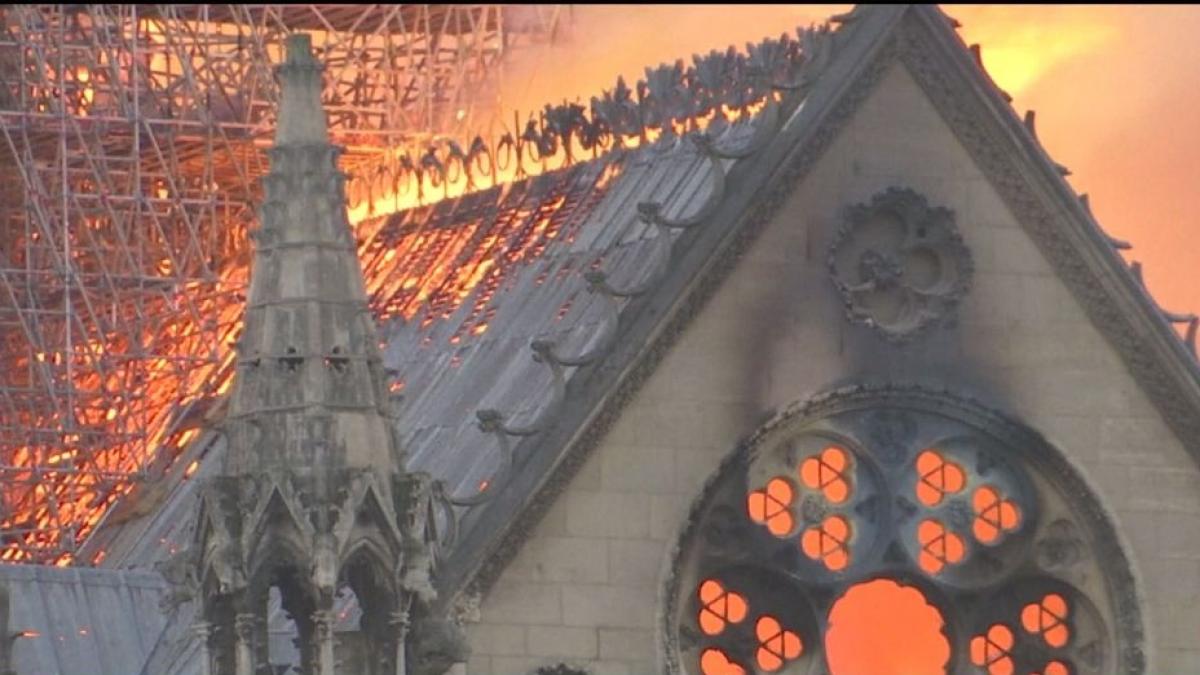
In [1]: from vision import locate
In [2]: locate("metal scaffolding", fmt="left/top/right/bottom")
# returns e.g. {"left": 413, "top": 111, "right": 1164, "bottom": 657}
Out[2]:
{"left": 0, "top": 4, "right": 566, "bottom": 565}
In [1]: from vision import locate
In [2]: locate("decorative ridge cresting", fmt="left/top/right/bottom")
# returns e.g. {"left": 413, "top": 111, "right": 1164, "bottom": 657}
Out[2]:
{"left": 345, "top": 22, "right": 836, "bottom": 220}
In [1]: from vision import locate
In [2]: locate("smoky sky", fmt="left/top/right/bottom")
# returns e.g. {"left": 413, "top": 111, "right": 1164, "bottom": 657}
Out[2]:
{"left": 498, "top": 4, "right": 1198, "bottom": 320}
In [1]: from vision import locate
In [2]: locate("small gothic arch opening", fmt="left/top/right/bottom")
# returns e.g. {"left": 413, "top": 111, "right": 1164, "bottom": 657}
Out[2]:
{"left": 337, "top": 544, "right": 399, "bottom": 675}
{"left": 264, "top": 571, "right": 317, "bottom": 675}
{"left": 280, "top": 346, "right": 303, "bottom": 372}
{"left": 325, "top": 345, "right": 349, "bottom": 374}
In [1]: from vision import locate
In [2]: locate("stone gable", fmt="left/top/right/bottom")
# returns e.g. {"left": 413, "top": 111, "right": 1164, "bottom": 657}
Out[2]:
{"left": 460, "top": 61, "right": 1200, "bottom": 675}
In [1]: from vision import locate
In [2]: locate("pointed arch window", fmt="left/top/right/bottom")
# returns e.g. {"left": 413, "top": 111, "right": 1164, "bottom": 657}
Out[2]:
{"left": 665, "top": 387, "right": 1142, "bottom": 675}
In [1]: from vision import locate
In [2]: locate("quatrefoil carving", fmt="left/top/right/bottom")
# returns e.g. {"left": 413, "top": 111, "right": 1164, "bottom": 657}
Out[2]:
{"left": 828, "top": 188, "right": 973, "bottom": 342}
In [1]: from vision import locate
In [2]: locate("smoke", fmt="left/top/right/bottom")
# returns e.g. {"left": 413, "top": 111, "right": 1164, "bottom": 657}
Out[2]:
{"left": 496, "top": 5, "right": 847, "bottom": 122}
{"left": 496, "top": 4, "right": 1197, "bottom": 315}
{"left": 962, "top": 4, "right": 1200, "bottom": 316}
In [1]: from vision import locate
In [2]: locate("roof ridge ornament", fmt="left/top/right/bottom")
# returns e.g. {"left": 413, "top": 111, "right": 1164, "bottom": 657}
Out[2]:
{"left": 1129, "top": 262, "right": 1199, "bottom": 356}
{"left": 345, "top": 20, "right": 840, "bottom": 220}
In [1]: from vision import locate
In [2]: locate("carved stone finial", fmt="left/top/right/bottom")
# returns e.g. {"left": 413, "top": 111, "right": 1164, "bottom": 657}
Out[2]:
{"left": 1023, "top": 110, "right": 1037, "bottom": 140}
{"left": 275, "top": 34, "right": 329, "bottom": 147}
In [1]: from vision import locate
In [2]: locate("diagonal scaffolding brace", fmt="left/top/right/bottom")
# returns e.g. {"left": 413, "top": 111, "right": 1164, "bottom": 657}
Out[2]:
{"left": 0, "top": 3, "right": 566, "bottom": 565}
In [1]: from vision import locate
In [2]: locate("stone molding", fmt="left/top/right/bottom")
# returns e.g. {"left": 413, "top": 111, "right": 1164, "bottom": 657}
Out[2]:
{"left": 895, "top": 10, "right": 1200, "bottom": 457}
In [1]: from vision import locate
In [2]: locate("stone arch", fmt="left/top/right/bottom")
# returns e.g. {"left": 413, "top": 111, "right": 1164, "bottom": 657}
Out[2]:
{"left": 662, "top": 384, "right": 1144, "bottom": 675}
{"left": 200, "top": 578, "right": 237, "bottom": 675}
{"left": 339, "top": 539, "right": 401, "bottom": 674}
{"left": 245, "top": 532, "right": 320, "bottom": 673}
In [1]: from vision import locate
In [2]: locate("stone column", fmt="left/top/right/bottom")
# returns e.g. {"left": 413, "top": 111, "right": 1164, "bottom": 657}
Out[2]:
{"left": 191, "top": 622, "right": 213, "bottom": 675}
{"left": 389, "top": 607, "right": 410, "bottom": 675}
{"left": 312, "top": 608, "right": 337, "bottom": 675}
{"left": 233, "top": 612, "right": 258, "bottom": 675}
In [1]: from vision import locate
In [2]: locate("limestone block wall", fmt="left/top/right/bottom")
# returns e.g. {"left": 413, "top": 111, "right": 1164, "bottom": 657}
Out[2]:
{"left": 461, "top": 63, "right": 1200, "bottom": 674}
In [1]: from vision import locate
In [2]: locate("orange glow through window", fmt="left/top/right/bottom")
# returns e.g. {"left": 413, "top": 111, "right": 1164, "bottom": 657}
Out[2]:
{"left": 826, "top": 579, "right": 951, "bottom": 675}
{"left": 697, "top": 579, "right": 748, "bottom": 636}
{"left": 1021, "top": 593, "right": 1071, "bottom": 648}
{"left": 754, "top": 615, "right": 803, "bottom": 672}
{"left": 972, "top": 485, "right": 1022, "bottom": 544}
{"left": 970, "top": 623, "right": 1015, "bottom": 675}
{"left": 915, "top": 449, "right": 966, "bottom": 506}
{"left": 700, "top": 648, "right": 746, "bottom": 675}
{"left": 800, "top": 446, "right": 852, "bottom": 503}
{"left": 801, "top": 514, "right": 852, "bottom": 571}
{"left": 917, "top": 519, "right": 966, "bottom": 574}
{"left": 747, "top": 477, "right": 795, "bottom": 537}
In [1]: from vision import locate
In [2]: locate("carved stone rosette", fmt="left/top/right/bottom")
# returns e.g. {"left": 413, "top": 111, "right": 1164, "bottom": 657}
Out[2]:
{"left": 828, "top": 188, "right": 973, "bottom": 342}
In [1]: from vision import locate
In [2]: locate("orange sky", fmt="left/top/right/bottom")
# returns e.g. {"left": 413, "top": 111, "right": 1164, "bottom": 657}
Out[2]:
{"left": 499, "top": 4, "right": 1198, "bottom": 321}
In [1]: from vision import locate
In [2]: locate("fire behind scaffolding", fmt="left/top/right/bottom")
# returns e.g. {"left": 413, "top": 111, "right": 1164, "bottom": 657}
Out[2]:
{"left": 0, "top": 1, "right": 787, "bottom": 566}
{"left": 0, "top": 4, "right": 570, "bottom": 565}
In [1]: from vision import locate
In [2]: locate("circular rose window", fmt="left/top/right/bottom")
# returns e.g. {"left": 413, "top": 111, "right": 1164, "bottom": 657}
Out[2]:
{"left": 664, "top": 386, "right": 1142, "bottom": 675}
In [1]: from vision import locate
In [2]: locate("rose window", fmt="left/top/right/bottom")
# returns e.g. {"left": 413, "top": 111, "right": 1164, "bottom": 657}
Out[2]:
{"left": 665, "top": 387, "right": 1143, "bottom": 675}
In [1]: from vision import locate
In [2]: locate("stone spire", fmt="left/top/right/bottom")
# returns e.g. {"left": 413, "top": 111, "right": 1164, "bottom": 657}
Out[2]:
{"left": 226, "top": 31, "right": 398, "bottom": 475}
{"left": 179, "top": 35, "right": 461, "bottom": 675}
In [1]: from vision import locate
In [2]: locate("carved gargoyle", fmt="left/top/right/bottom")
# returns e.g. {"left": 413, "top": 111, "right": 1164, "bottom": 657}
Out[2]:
{"left": 407, "top": 615, "right": 469, "bottom": 675}
{"left": 155, "top": 547, "right": 201, "bottom": 612}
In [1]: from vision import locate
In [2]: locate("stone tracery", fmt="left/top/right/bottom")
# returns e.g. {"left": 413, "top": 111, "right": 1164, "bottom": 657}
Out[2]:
{"left": 828, "top": 188, "right": 973, "bottom": 342}
{"left": 665, "top": 387, "right": 1141, "bottom": 675}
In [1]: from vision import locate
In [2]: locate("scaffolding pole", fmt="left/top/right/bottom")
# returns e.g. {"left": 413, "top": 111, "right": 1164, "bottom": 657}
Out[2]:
{"left": 0, "top": 4, "right": 565, "bottom": 564}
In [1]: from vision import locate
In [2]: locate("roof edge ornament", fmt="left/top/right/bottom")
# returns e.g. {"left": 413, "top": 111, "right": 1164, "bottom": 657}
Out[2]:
{"left": 344, "top": 20, "right": 840, "bottom": 221}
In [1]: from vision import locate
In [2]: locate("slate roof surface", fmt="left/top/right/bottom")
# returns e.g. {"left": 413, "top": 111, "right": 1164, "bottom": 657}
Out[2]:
{"left": 1, "top": 565, "right": 166, "bottom": 675}
{"left": 86, "top": 116, "right": 750, "bottom": 567}
{"left": 81, "top": 5, "right": 1200, "bottom": 579}
{"left": 381, "top": 139, "right": 732, "bottom": 499}
{"left": 98, "top": 114, "right": 749, "bottom": 675}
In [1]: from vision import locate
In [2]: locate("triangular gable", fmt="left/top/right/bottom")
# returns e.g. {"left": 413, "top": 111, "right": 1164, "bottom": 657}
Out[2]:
{"left": 435, "top": 3, "right": 1200, "bottom": 612}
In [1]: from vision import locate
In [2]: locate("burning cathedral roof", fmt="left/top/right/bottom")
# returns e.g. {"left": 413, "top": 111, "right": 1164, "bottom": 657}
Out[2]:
{"left": 5, "top": 5, "right": 1200, "bottom": 674}
{"left": 89, "top": 9, "right": 841, "bottom": 571}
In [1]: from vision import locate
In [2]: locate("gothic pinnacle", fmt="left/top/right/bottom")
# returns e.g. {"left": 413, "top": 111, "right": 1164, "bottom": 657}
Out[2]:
{"left": 224, "top": 30, "right": 399, "bottom": 473}
{"left": 275, "top": 33, "right": 329, "bottom": 147}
